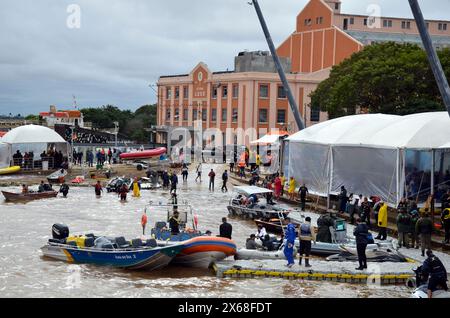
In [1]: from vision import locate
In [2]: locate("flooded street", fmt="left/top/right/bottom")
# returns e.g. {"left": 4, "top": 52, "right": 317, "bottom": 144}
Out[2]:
{"left": 0, "top": 164, "right": 410, "bottom": 298}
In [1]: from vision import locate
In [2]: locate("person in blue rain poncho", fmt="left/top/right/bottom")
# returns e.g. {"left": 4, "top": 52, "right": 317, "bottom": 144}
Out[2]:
{"left": 284, "top": 223, "right": 296, "bottom": 267}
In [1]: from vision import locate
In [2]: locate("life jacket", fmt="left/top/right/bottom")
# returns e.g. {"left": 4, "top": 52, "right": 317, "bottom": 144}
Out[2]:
{"left": 442, "top": 208, "right": 450, "bottom": 221}
{"left": 299, "top": 223, "right": 312, "bottom": 240}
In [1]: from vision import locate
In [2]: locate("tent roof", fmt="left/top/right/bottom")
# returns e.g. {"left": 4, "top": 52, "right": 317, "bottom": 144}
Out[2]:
{"left": 287, "top": 112, "right": 450, "bottom": 149}
{"left": 234, "top": 186, "right": 273, "bottom": 196}
{"left": 2, "top": 125, "right": 66, "bottom": 144}
{"left": 250, "top": 131, "right": 289, "bottom": 145}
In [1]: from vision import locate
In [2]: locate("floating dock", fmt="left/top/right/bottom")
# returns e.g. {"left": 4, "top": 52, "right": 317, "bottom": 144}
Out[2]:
{"left": 213, "top": 259, "right": 418, "bottom": 285}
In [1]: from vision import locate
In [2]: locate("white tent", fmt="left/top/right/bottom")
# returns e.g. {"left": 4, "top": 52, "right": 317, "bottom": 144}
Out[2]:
{"left": 2, "top": 125, "right": 66, "bottom": 144}
{"left": 287, "top": 112, "right": 450, "bottom": 206}
{"left": 2, "top": 125, "right": 68, "bottom": 158}
{"left": 250, "top": 131, "right": 290, "bottom": 145}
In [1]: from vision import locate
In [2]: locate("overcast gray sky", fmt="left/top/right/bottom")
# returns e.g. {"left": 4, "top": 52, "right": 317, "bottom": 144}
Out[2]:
{"left": 0, "top": 0, "right": 449, "bottom": 116}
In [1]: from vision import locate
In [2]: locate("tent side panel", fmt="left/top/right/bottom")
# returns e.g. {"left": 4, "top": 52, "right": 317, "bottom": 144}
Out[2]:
{"left": 288, "top": 142, "right": 330, "bottom": 196}
{"left": 0, "top": 143, "right": 12, "bottom": 169}
{"left": 331, "top": 146, "right": 398, "bottom": 204}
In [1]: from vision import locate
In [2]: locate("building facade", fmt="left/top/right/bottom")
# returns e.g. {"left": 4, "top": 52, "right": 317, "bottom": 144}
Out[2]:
{"left": 40, "top": 105, "right": 85, "bottom": 128}
{"left": 156, "top": 0, "right": 450, "bottom": 147}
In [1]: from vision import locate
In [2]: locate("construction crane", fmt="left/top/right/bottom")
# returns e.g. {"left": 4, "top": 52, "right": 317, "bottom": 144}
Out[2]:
{"left": 409, "top": 0, "right": 450, "bottom": 116}
{"left": 250, "top": 0, "right": 305, "bottom": 131}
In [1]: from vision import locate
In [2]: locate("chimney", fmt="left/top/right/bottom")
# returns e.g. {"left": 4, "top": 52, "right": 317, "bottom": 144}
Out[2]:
{"left": 50, "top": 105, "right": 57, "bottom": 114}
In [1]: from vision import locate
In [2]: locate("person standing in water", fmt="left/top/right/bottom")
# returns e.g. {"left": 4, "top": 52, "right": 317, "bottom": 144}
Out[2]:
{"left": 132, "top": 178, "right": 141, "bottom": 198}
{"left": 208, "top": 169, "right": 216, "bottom": 192}
{"left": 195, "top": 163, "right": 202, "bottom": 182}
{"left": 221, "top": 170, "right": 228, "bottom": 193}
{"left": 94, "top": 181, "right": 103, "bottom": 197}
{"left": 59, "top": 183, "right": 70, "bottom": 198}
{"left": 118, "top": 183, "right": 128, "bottom": 202}
{"left": 182, "top": 164, "right": 189, "bottom": 182}
{"left": 141, "top": 210, "right": 148, "bottom": 235}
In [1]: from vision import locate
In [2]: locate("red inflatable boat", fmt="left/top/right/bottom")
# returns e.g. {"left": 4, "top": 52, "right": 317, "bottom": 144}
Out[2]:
{"left": 119, "top": 147, "right": 167, "bottom": 160}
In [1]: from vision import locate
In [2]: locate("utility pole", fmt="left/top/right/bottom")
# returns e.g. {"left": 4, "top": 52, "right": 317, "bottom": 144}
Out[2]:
{"left": 409, "top": 0, "right": 450, "bottom": 115}
{"left": 250, "top": 0, "right": 305, "bottom": 131}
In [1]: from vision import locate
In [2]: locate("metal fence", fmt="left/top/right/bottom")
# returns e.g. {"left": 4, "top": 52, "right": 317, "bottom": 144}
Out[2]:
{"left": 12, "top": 157, "right": 56, "bottom": 171}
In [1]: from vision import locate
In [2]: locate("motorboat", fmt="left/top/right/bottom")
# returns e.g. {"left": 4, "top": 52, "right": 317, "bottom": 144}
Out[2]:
{"left": 119, "top": 147, "right": 167, "bottom": 160}
{"left": 41, "top": 224, "right": 183, "bottom": 271}
{"left": 2, "top": 190, "right": 58, "bottom": 202}
{"left": 47, "top": 169, "right": 68, "bottom": 183}
{"left": 0, "top": 166, "right": 20, "bottom": 175}
{"left": 106, "top": 176, "right": 133, "bottom": 193}
{"left": 139, "top": 176, "right": 161, "bottom": 190}
{"left": 148, "top": 202, "right": 237, "bottom": 268}
{"left": 227, "top": 186, "right": 291, "bottom": 220}
{"left": 326, "top": 245, "right": 409, "bottom": 262}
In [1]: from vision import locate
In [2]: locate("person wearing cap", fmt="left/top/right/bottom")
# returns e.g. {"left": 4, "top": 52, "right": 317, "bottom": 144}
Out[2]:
{"left": 205, "top": 230, "right": 212, "bottom": 236}
{"left": 422, "top": 250, "right": 448, "bottom": 298}
{"left": 416, "top": 211, "right": 433, "bottom": 256}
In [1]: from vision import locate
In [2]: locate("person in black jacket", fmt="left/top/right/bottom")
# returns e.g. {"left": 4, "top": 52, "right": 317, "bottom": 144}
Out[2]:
{"left": 219, "top": 217, "right": 232, "bottom": 239}
{"left": 353, "top": 218, "right": 369, "bottom": 270}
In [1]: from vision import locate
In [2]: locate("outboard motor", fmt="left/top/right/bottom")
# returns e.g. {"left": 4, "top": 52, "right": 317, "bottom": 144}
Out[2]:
{"left": 52, "top": 224, "right": 69, "bottom": 240}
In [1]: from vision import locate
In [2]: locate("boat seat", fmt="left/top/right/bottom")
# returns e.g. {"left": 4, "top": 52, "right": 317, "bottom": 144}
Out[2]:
{"left": 155, "top": 221, "right": 167, "bottom": 230}
{"left": 115, "top": 236, "right": 130, "bottom": 248}
{"left": 146, "top": 239, "right": 157, "bottom": 248}
{"left": 131, "top": 239, "right": 143, "bottom": 248}
{"left": 49, "top": 238, "right": 65, "bottom": 244}
{"left": 84, "top": 237, "right": 95, "bottom": 248}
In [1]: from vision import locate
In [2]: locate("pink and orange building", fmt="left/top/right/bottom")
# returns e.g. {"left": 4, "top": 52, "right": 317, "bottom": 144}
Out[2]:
{"left": 156, "top": 0, "right": 450, "bottom": 146}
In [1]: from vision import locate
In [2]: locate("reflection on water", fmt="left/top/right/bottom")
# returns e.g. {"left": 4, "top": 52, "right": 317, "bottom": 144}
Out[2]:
{"left": 0, "top": 164, "right": 410, "bottom": 298}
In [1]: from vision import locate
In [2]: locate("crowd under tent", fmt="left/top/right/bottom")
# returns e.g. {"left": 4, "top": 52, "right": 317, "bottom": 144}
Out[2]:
{"left": 2, "top": 124, "right": 69, "bottom": 158}
{"left": 286, "top": 112, "right": 450, "bottom": 206}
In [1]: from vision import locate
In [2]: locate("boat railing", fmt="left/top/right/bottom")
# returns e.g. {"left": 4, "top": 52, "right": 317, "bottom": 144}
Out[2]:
{"left": 47, "top": 241, "right": 174, "bottom": 253}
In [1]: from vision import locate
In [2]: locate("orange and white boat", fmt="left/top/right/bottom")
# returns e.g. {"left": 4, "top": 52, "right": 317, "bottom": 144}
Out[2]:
{"left": 171, "top": 236, "right": 237, "bottom": 268}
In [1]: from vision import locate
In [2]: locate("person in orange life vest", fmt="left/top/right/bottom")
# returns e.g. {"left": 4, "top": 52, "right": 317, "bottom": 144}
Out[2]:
{"left": 141, "top": 211, "right": 148, "bottom": 235}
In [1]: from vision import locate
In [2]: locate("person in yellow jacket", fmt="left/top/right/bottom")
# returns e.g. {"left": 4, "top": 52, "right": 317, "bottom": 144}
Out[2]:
{"left": 288, "top": 177, "right": 296, "bottom": 201}
{"left": 256, "top": 154, "right": 261, "bottom": 167}
{"left": 132, "top": 178, "right": 141, "bottom": 198}
{"left": 375, "top": 201, "right": 388, "bottom": 240}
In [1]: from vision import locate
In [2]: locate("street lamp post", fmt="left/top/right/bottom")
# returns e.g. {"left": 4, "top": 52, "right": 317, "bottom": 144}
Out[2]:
{"left": 113, "top": 121, "right": 119, "bottom": 148}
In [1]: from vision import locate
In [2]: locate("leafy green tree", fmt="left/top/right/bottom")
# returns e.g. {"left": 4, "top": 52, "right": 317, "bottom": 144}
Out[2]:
{"left": 310, "top": 42, "right": 449, "bottom": 118}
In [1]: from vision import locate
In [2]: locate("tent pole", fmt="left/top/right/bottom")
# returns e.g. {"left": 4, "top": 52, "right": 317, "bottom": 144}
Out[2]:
{"left": 327, "top": 146, "right": 333, "bottom": 210}
{"left": 431, "top": 150, "right": 435, "bottom": 226}
{"left": 396, "top": 149, "right": 400, "bottom": 206}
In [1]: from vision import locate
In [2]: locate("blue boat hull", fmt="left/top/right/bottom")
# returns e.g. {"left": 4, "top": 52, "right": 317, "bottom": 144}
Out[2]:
{"left": 41, "top": 243, "right": 183, "bottom": 270}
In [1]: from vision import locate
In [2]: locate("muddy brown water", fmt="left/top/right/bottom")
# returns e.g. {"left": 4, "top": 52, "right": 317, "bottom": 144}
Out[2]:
{"left": 0, "top": 164, "right": 410, "bottom": 298}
